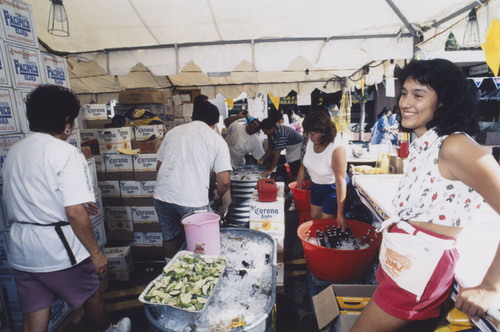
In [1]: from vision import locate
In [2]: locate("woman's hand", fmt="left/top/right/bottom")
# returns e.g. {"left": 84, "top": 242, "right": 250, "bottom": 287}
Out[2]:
{"left": 84, "top": 203, "right": 99, "bottom": 216}
{"left": 456, "top": 285, "right": 499, "bottom": 320}
{"left": 337, "top": 213, "right": 347, "bottom": 231}
{"left": 296, "top": 171, "right": 305, "bottom": 190}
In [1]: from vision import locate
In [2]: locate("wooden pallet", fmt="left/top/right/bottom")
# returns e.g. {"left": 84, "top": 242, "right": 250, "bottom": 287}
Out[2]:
{"left": 102, "top": 285, "right": 147, "bottom": 312}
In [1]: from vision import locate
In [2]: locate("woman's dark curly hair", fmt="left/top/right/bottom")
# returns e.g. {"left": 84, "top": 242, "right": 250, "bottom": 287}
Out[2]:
{"left": 302, "top": 110, "right": 337, "bottom": 145}
{"left": 26, "top": 85, "right": 80, "bottom": 134}
{"left": 398, "top": 58, "right": 479, "bottom": 137}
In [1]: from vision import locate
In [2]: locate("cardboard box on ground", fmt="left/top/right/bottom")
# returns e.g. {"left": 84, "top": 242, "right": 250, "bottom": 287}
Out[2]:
{"left": 104, "top": 246, "right": 134, "bottom": 281}
{"left": 312, "top": 284, "right": 377, "bottom": 332}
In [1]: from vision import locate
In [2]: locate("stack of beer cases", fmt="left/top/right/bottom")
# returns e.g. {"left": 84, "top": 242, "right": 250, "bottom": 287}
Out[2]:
{"left": 88, "top": 89, "right": 174, "bottom": 267}
{"left": 0, "top": 1, "right": 105, "bottom": 330}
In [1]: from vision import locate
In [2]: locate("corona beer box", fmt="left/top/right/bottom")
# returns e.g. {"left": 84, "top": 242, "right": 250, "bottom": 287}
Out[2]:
{"left": 98, "top": 181, "right": 121, "bottom": 198}
{"left": 131, "top": 205, "right": 160, "bottom": 232}
{"left": 140, "top": 181, "right": 156, "bottom": 197}
{"left": 142, "top": 232, "right": 163, "bottom": 246}
{"left": 97, "top": 127, "right": 133, "bottom": 144}
{"left": 104, "top": 246, "right": 133, "bottom": 281}
{"left": 133, "top": 124, "right": 164, "bottom": 141}
{"left": 249, "top": 182, "right": 285, "bottom": 222}
{"left": 97, "top": 127, "right": 133, "bottom": 155}
{"left": 83, "top": 104, "right": 108, "bottom": 120}
{"left": 104, "top": 206, "right": 133, "bottom": 232}
{"left": 132, "top": 231, "right": 163, "bottom": 247}
{"left": 104, "top": 154, "right": 134, "bottom": 180}
{"left": 249, "top": 182, "right": 285, "bottom": 251}
{"left": 132, "top": 154, "right": 158, "bottom": 181}
{"left": 131, "top": 206, "right": 158, "bottom": 224}
{"left": 119, "top": 181, "right": 141, "bottom": 198}
{"left": 92, "top": 155, "right": 106, "bottom": 181}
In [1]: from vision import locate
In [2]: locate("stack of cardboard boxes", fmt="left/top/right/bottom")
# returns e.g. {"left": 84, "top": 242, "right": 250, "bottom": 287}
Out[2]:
{"left": 81, "top": 94, "right": 165, "bottom": 278}
{"left": 84, "top": 88, "right": 201, "bottom": 276}
{"left": 171, "top": 90, "right": 199, "bottom": 129}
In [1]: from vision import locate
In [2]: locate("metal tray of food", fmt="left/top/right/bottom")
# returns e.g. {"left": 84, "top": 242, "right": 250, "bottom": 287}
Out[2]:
{"left": 139, "top": 250, "right": 226, "bottom": 313}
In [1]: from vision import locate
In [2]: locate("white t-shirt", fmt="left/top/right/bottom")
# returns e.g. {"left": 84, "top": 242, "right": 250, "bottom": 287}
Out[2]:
{"left": 2, "top": 132, "right": 96, "bottom": 273}
{"left": 303, "top": 137, "right": 344, "bottom": 185}
{"left": 224, "top": 121, "right": 265, "bottom": 169}
{"left": 154, "top": 121, "right": 232, "bottom": 206}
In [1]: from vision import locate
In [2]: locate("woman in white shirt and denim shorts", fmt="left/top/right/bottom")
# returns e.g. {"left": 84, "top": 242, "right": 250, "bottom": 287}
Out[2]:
{"left": 296, "top": 111, "right": 349, "bottom": 230}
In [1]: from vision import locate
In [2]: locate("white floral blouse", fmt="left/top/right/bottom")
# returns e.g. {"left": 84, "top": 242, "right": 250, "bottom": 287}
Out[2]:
{"left": 392, "top": 128, "right": 483, "bottom": 227}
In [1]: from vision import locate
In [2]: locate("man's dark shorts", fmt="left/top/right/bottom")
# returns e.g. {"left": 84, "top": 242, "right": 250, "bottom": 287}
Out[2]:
{"left": 154, "top": 199, "right": 210, "bottom": 241}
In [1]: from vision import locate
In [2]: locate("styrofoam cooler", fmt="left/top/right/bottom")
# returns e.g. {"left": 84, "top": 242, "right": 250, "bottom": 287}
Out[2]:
{"left": 181, "top": 212, "right": 221, "bottom": 255}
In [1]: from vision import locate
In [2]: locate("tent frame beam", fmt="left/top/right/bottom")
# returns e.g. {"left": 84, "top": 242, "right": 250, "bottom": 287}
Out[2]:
{"left": 40, "top": 34, "right": 414, "bottom": 56}
{"left": 424, "top": 0, "right": 489, "bottom": 31}
{"left": 385, "top": 0, "right": 419, "bottom": 38}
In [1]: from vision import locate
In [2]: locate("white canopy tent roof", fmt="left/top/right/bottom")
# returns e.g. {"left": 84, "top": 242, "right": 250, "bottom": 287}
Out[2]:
{"left": 24, "top": 0, "right": 499, "bottom": 98}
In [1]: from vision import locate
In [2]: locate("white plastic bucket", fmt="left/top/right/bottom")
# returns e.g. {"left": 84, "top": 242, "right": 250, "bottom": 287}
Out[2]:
{"left": 181, "top": 212, "right": 221, "bottom": 255}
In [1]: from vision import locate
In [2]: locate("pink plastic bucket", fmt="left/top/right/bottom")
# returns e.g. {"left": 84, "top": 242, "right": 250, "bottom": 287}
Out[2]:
{"left": 181, "top": 212, "right": 221, "bottom": 255}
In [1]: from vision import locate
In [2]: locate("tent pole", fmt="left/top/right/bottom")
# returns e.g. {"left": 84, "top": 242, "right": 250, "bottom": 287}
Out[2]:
{"left": 359, "top": 99, "right": 365, "bottom": 141}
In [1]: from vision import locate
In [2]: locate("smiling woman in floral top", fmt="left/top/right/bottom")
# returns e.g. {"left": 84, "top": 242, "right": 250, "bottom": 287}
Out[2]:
{"left": 352, "top": 59, "right": 500, "bottom": 332}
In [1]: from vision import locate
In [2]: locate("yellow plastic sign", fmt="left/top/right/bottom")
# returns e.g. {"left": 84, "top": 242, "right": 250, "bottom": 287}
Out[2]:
{"left": 481, "top": 19, "right": 500, "bottom": 76}
{"left": 268, "top": 93, "right": 280, "bottom": 111}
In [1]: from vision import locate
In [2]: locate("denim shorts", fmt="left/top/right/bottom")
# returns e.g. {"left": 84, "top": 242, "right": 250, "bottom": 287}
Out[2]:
{"left": 310, "top": 174, "right": 349, "bottom": 215}
{"left": 154, "top": 199, "right": 211, "bottom": 241}
{"left": 14, "top": 258, "right": 99, "bottom": 313}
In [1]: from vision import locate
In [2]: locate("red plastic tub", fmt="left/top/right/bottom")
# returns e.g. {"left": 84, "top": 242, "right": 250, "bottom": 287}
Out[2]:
{"left": 288, "top": 180, "right": 311, "bottom": 212}
{"left": 297, "top": 219, "right": 381, "bottom": 282}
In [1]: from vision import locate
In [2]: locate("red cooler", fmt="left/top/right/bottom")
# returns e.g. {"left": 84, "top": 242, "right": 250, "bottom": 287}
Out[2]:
{"left": 257, "top": 179, "right": 278, "bottom": 202}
